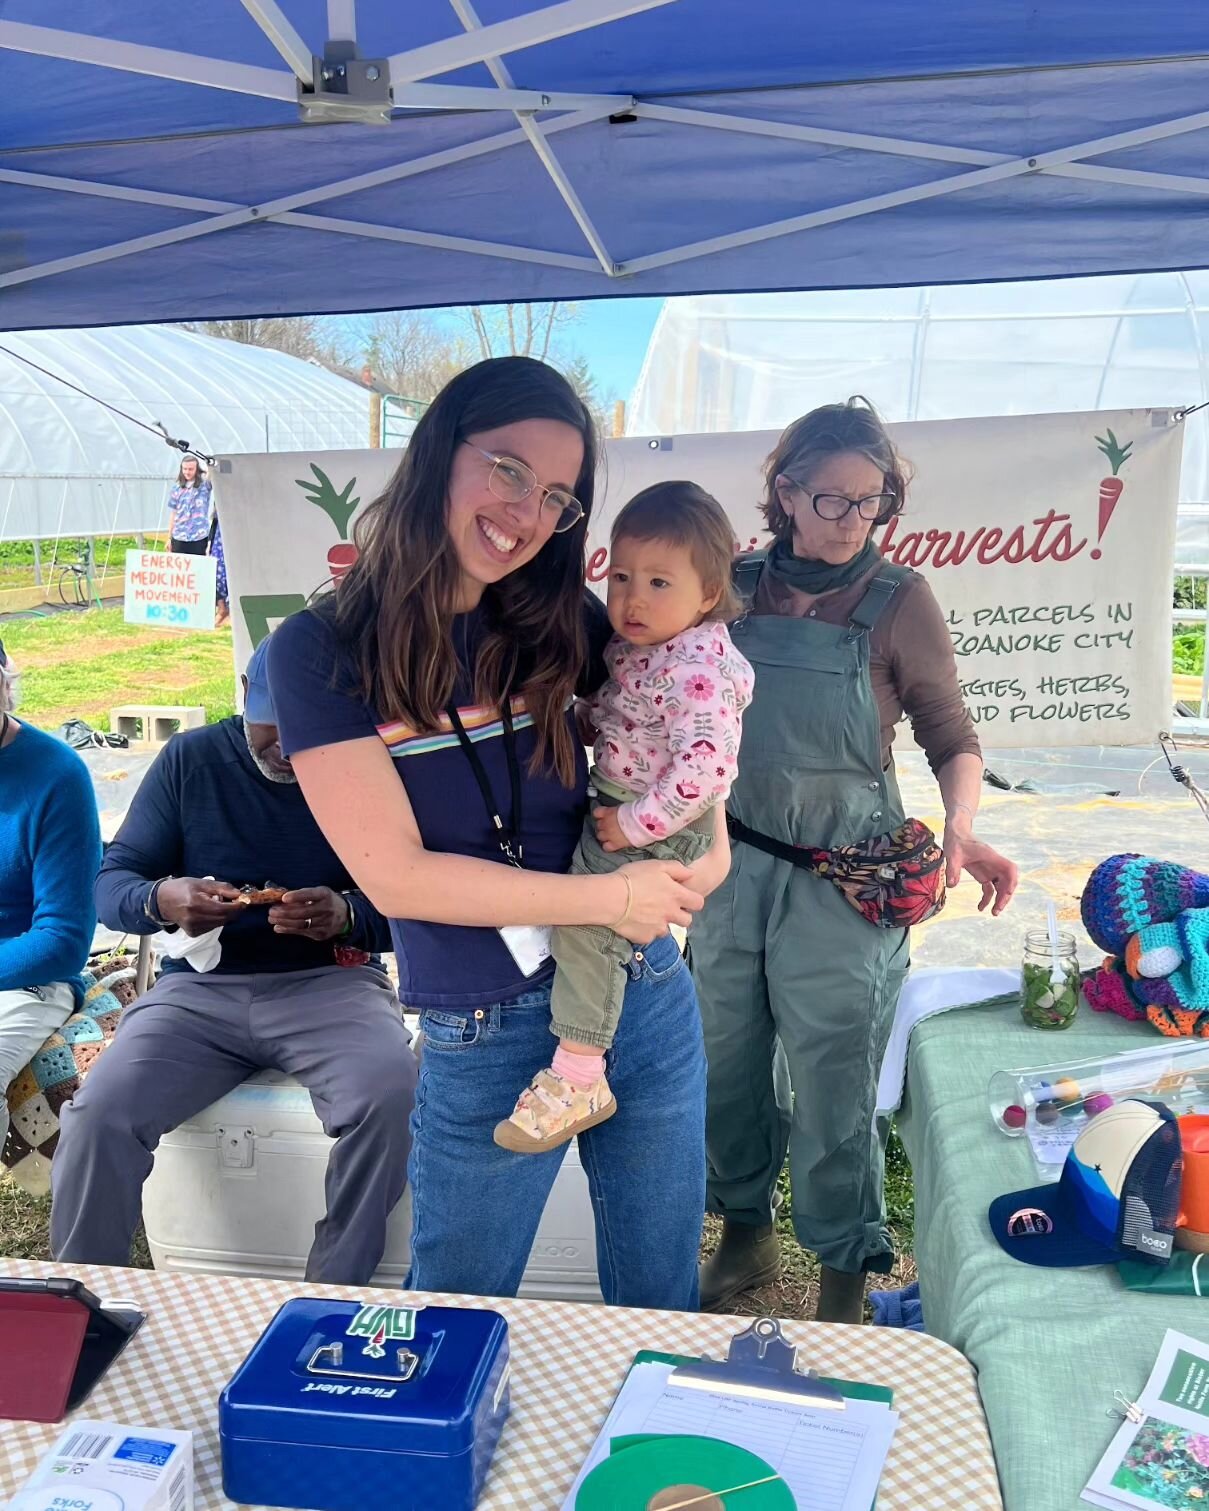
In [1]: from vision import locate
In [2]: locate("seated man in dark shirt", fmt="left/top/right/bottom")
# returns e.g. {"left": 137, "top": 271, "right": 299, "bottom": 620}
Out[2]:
{"left": 51, "top": 636, "right": 417, "bottom": 1285}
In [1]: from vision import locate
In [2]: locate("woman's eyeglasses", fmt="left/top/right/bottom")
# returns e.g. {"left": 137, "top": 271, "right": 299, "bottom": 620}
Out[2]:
{"left": 464, "top": 443, "right": 584, "bottom": 534}
{"left": 778, "top": 477, "right": 897, "bottom": 523}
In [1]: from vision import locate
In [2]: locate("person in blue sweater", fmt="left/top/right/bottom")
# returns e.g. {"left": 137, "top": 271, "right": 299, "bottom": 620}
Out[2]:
{"left": 0, "top": 635, "right": 100, "bottom": 1159}
{"left": 50, "top": 636, "right": 417, "bottom": 1285}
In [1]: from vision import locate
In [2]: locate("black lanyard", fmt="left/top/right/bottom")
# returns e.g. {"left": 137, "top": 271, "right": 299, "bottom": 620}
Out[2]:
{"left": 447, "top": 701, "right": 524, "bottom": 868}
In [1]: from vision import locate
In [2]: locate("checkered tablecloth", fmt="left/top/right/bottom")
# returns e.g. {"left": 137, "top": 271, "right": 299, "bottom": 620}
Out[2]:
{"left": 0, "top": 1261, "right": 1002, "bottom": 1509}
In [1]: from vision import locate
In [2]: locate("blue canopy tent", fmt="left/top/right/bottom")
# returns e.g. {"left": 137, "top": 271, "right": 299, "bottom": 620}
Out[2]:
{"left": 2, "top": 2, "right": 1209, "bottom": 328}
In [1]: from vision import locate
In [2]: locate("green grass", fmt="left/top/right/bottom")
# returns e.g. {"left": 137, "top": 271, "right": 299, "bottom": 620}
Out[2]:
{"left": 0, "top": 1176, "right": 152, "bottom": 1267}
{"left": 5, "top": 1139, "right": 912, "bottom": 1320}
{"left": 0, "top": 536, "right": 169, "bottom": 591}
{"left": 3, "top": 606, "right": 235, "bottom": 731}
{"left": 1175, "top": 623, "right": 1206, "bottom": 677}
{"left": 698, "top": 1128, "right": 916, "bottom": 1320}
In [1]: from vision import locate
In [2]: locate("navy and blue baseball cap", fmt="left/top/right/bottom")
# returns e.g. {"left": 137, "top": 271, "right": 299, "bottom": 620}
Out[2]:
{"left": 989, "top": 1099, "right": 1182, "bottom": 1267}
{"left": 243, "top": 637, "right": 276, "bottom": 726}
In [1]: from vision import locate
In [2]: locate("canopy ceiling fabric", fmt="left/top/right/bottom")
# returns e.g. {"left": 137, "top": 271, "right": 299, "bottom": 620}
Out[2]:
{"left": 3, "top": 2, "right": 1209, "bottom": 330}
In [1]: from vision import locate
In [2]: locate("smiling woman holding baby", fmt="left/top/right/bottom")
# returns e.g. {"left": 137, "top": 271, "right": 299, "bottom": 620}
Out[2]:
{"left": 268, "top": 357, "right": 739, "bottom": 1310}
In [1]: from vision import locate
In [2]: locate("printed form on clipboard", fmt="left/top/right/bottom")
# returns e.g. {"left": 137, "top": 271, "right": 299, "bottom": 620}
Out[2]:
{"left": 561, "top": 1319, "right": 899, "bottom": 1511}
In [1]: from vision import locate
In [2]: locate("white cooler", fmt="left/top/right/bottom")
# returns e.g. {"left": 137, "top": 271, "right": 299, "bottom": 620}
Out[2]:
{"left": 141, "top": 1067, "right": 602, "bottom": 1301}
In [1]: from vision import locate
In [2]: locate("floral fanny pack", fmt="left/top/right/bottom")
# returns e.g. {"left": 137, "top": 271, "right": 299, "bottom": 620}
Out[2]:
{"left": 725, "top": 814, "right": 947, "bottom": 929}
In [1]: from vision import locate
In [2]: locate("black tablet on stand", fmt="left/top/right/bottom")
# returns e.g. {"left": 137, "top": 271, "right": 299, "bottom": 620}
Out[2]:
{"left": 0, "top": 1275, "right": 146, "bottom": 1422}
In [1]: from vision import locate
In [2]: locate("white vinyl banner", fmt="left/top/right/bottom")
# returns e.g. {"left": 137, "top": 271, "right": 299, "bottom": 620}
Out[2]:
{"left": 217, "top": 408, "right": 1183, "bottom": 747}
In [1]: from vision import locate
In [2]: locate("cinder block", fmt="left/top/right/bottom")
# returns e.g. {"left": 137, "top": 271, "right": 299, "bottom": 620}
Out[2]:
{"left": 110, "top": 704, "right": 205, "bottom": 746}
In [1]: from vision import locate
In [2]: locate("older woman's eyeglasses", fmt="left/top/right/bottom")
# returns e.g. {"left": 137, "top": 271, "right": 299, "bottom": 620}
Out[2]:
{"left": 464, "top": 443, "right": 584, "bottom": 534}
{"left": 778, "top": 477, "right": 896, "bottom": 523}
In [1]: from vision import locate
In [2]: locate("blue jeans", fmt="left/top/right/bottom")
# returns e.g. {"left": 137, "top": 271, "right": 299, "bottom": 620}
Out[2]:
{"left": 406, "top": 934, "right": 705, "bottom": 1309}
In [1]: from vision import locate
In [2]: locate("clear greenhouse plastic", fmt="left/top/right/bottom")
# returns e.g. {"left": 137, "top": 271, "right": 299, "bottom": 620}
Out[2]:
{"left": 0, "top": 325, "right": 372, "bottom": 540}
{"left": 626, "top": 272, "right": 1209, "bottom": 509}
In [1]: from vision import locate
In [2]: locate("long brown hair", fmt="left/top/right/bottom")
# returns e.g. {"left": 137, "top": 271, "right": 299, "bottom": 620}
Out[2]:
{"left": 331, "top": 357, "right": 597, "bottom": 785}
{"left": 611, "top": 481, "right": 743, "bottom": 623}
{"left": 176, "top": 456, "right": 205, "bottom": 488}
{"left": 762, "top": 396, "right": 910, "bottom": 541}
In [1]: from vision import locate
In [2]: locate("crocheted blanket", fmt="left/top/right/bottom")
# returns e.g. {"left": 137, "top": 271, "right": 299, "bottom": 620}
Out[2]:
{"left": 2, "top": 954, "right": 137, "bottom": 1196}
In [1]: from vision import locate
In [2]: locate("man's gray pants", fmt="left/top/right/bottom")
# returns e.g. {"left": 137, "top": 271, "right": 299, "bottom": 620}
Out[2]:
{"left": 51, "top": 965, "right": 417, "bottom": 1286}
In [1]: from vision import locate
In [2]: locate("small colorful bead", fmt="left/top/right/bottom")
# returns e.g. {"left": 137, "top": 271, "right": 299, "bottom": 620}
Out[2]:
{"left": 1002, "top": 1104, "right": 1027, "bottom": 1130}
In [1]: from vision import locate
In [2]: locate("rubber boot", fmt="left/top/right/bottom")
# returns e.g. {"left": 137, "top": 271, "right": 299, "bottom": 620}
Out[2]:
{"left": 815, "top": 1265, "right": 867, "bottom": 1325}
{"left": 699, "top": 1219, "right": 782, "bottom": 1312}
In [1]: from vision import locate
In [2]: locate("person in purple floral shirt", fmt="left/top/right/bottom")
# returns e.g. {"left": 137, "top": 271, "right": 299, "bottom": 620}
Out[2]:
{"left": 167, "top": 457, "right": 213, "bottom": 555}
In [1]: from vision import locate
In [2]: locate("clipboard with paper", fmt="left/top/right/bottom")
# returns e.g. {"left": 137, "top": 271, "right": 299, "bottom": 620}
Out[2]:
{"left": 561, "top": 1319, "right": 898, "bottom": 1511}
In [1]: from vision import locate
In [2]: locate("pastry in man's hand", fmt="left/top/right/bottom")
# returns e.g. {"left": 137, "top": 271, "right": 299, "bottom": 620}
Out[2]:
{"left": 237, "top": 882, "right": 288, "bottom": 906}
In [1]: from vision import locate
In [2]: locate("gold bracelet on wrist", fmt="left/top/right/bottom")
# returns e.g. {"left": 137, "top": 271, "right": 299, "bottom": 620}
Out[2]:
{"left": 609, "top": 873, "right": 634, "bottom": 930}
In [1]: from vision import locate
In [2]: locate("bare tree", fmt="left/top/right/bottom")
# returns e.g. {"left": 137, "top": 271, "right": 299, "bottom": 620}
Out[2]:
{"left": 357, "top": 311, "right": 472, "bottom": 400}
{"left": 180, "top": 316, "right": 350, "bottom": 367}
{"left": 463, "top": 302, "right": 575, "bottom": 362}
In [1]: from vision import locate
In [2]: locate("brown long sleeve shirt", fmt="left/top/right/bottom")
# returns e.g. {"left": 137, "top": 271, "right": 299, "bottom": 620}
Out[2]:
{"left": 752, "top": 562, "right": 981, "bottom": 775}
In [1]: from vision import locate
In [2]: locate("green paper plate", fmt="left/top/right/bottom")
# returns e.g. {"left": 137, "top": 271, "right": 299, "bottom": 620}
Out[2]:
{"left": 576, "top": 1433, "right": 796, "bottom": 1510}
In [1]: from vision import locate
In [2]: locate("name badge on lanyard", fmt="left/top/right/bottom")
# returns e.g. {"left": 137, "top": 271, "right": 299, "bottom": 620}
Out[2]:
{"left": 446, "top": 701, "right": 552, "bottom": 977}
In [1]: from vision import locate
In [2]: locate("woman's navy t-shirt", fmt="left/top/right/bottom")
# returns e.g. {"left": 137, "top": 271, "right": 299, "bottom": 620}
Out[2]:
{"left": 268, "top": 593, "right": 611, "bottom": 1009}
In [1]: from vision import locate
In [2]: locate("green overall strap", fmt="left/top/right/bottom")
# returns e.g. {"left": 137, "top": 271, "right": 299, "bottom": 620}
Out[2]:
{"left": 847, "top": 561, "right": 911, "bottom": 637}
{"left": 731, "top": 551, "right": 768, "bottom": 607}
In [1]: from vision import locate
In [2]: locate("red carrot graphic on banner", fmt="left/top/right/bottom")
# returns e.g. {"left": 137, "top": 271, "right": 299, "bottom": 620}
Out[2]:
{"left": 1092, "top": 429, "right": 1133, "bottom": 560}
{"left": 296, "top": 464, "right": 361, "bottom": 580}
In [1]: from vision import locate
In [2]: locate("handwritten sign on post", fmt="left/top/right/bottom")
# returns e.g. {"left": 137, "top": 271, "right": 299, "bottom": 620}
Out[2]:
{"left": 124, "top": 550, "right": 218, "bottom": 632}
{"left": 218, "top": 409, "right": 1182, "bottom": 747}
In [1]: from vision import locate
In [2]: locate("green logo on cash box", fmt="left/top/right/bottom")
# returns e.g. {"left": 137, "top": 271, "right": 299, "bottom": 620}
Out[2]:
{"left": 346, "top": 1305, "right": 416, "bottom": 1359}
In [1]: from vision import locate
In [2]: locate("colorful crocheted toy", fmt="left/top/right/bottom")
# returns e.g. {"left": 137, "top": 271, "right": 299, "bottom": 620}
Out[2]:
{"left": 1081, "top": 856, "right": 1209, "bottom": 1037}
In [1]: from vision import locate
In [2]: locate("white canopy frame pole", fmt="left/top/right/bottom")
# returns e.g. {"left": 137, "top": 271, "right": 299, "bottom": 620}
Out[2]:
{"left": 328, "top": 0, "right": 357, "bottom": 44}
{"left": 637, "top": 102, "right": 1209, "bottom": 200}
{"left": 0, "top": 18, "right": 634, "bottom": 114}
{"left": 0, "top": 108, "right": 615, "bottom": 292}
{"left": 0, "top": 164, "right": 605, "bottom": 273}
{"left": 448, "top": 0, "right": 620, "bottom": 277}
{"left": 0, "top": 20, "right": 295, "bottom": 99}
{"left": 238, "top": 0, "right": 314, "bottom": 83}
{"left": 626, "top": 104, "right": 1209, "bottom": 275}
{"left": 387, "top": 0, "right": 676, "bottom": 81}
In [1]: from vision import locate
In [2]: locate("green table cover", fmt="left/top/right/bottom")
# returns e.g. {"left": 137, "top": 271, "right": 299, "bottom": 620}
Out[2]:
{"left": 897, "top": 994, "right": 1209, "bottom": 1511}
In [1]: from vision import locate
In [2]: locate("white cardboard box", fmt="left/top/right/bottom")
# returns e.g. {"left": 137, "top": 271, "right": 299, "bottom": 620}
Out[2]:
{"left": 142, "top": 1068, "right": 603, "bottom": 1301}
{"left": 11, "top": 1421, "right": 193, "bottom": 1511}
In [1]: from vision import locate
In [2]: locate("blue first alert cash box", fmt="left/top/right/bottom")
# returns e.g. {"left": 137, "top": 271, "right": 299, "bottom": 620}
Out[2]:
{"left": 219, "top": 1298, "right": 511, "bottom": 1511}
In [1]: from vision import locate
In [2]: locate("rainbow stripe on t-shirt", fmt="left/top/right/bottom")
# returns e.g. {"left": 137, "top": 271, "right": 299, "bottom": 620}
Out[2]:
{"left": 376, "top": 695, "right": 533, "bottom": 759}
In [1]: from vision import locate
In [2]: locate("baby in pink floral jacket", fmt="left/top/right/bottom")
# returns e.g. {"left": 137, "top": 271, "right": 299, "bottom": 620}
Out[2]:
{"left": 495, "top": 482, "right": 753, "bottom": 1155}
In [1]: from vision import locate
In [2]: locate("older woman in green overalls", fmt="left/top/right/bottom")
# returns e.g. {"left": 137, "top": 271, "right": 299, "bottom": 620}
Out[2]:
{"left": 692, "top": 398, "right": 1018, "bottom": 1323}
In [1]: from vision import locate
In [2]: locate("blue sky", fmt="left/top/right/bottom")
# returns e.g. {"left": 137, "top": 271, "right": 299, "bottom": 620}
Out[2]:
{"left": 422, "top": 296, "right": 664, "bottom": 406}
{"left": 565, "top": 296, "right": 664, "bottom": 402}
